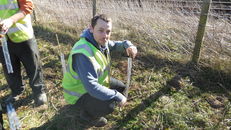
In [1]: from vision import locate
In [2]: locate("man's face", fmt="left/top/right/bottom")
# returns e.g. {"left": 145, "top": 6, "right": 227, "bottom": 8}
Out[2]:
{"left": 90, "top": 19, "right": 112, "bottom": 46}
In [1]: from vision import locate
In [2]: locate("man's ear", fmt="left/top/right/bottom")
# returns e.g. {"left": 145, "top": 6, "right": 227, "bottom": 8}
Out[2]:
{"left": 89, "top": 25, "right": 93, "bottom": 33}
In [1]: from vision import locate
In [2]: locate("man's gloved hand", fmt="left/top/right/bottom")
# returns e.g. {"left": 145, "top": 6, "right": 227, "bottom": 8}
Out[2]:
{"left": 0, "top": 18, "right": 14, "bottom": 33}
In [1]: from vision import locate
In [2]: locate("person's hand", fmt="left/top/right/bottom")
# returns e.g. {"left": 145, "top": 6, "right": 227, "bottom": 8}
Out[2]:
{"left": 126, "top": 46, "right": 137, "bottom": 59}
{"left": 118, "top": 96, "right": 127, "bottom": 107}
{"left": 0, "top": 24, "right": 4, "bottom": 38}
{"left": 0, "top": 18, "right": 14, "bottom": 33}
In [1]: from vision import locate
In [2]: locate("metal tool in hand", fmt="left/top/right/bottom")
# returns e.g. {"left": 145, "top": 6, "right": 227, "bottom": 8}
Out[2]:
{"left": 111, "top": 57, "right": 133, "bottom": 110}
{"left": 124, "top": 57, "right": 132, "bottom": 98}
{"left": 6, "top": 103, "right": 21, "bottom": 130}
{"left": 0, "top": 33, "right": 13, "bottom": 73}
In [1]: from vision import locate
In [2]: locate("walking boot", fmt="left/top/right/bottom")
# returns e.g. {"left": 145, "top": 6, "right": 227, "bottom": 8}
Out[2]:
{"left": 91, "top": 117, "right": 107, "bottom": 127}
{"left": 6, "top": 86, "right": 25, "bottom": 103}
{"left": 34, "top": 92, "right": 47, "bottom": 107}
{"left": 80, "top": 110, "right": 107, "bottom": 127}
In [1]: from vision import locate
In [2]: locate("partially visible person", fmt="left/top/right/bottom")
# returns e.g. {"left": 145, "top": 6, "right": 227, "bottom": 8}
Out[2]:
{"left": 62, "top": 14, "right": 137, "bottom": 127}
{"left": 0, "top": 103, "right": 3, "bottom": 130}
{"left": 0, "top": 0, "right": 47, "bottom": 106}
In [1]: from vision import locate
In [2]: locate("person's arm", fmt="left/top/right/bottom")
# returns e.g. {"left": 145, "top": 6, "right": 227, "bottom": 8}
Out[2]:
{"left": 0, "top": 0, "right": 33, "bottom": 33}
{"left": 72, "top": 54, "right": 126, "bottom": 102}
{"left": 108, "top": 40, "right": 133, "bottom": 52}
{"left": 108, "top": 40, "right": 137, "bottom": 59}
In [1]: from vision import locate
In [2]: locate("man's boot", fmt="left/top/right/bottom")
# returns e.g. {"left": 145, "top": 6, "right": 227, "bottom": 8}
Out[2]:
{"left": 34, "top": 92, "right": 47, "bottom": 106}
{"left": 6, "top": 86, "right": 25, "bottom": 103}
{"left": 80, "top": 110, "right": 107, "bottom": 127}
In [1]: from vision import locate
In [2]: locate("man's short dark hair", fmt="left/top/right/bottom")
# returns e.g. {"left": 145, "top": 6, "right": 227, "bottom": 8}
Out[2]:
{"left": 91, "top": 14, "right": 112, "bottom": 28}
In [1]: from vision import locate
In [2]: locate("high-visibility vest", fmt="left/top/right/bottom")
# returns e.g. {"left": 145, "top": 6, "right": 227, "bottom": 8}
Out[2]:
{"left": 62, "top": 38, "right": 110, "bottom": 104}
{"left": 0, "top": 0, "right": 34, "bottom": 43}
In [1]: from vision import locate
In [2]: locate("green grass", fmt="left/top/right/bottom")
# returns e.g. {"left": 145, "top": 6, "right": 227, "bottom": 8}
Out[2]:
{"left": 0, "top": 22, "right": 230, "bottom": 129}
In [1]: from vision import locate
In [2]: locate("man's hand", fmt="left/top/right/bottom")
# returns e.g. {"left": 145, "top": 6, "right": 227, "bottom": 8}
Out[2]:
{"left": 0, "top": 18, "right": 14, "bottom": 33}
{"left": 0, "top": 34, "right": 3, "bottom": 39}
{"left": 0, "top": 24, "right": 4, "bottom": 38}
{"left": 126, "top": 46, "right": 137, "bottom": 59}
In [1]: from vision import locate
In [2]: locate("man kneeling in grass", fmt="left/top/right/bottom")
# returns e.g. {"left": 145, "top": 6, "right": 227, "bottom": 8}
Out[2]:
{"left": 62, "top": 14, "right": 137, "bottom": 127}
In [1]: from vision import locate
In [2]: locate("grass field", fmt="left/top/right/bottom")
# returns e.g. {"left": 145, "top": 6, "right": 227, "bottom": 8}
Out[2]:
{"left": 0, "top": 0, "right": 231, "bottom": 129}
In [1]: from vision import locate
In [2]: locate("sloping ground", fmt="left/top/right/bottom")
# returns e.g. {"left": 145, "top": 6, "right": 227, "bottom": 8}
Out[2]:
{"left": 0, "top": 0, "right": 230, "bottom": 129}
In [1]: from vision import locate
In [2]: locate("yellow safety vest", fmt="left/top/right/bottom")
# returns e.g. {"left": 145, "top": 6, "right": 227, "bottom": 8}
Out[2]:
{"left": 0, "top": 0, "right": 34, "bottom": 43}
{"left": 62, "top": 38, "right": 111, "bottom": 104}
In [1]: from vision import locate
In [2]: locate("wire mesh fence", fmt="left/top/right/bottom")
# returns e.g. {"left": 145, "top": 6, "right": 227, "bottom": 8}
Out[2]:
{"left": 33, "top": 0, "right": 231, "bottom": 67}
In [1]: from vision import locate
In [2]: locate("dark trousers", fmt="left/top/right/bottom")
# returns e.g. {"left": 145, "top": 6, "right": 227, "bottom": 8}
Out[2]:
{"left": 75, "top": 77, "right": 126, "bottom": 118}
{"left": 0, "top": 38, "right": 45, "bottom": 96}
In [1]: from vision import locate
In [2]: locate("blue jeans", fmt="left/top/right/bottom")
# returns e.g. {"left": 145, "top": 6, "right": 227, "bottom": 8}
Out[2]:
{"left": 0, "top": 37, "right": 45, "bottom": 96}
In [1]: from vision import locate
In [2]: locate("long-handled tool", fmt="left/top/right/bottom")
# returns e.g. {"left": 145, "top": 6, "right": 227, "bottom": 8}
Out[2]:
{"left": 116, "top": 57, "right": 132, "bottom": 110}
{"left": 124, "top": 57, "right": 132, "bottom": 98}
{"left": 6, "top": 102, "right": 21, "bottom": 130}
{"left": 0, "top": 33, "right": 13, "bottom": 74}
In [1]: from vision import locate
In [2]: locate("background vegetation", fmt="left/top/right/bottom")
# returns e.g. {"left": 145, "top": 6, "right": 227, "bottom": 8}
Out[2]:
{"left": 0, "top": 0, "right": 230, "bottom": 129}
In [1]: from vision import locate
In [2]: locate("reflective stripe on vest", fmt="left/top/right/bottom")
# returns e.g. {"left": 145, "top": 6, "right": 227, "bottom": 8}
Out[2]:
{"left": 0, "top": 3, "right": 18, "bottom": 10}
{"left": 66, "top": 64, "right": 79, "bottom": 80}
{"left": 66, "top": 43, "right": 95, "bottom": 80}
{"left": 63, "top": 89, "right": 82, "bottom": 98}
{"left": 0, "top": 0, "right": 19, "bottom": 12}
{"left": 73, "top": 44, "right": 94, "bottom": 56}
{"left": 7, "top": 23, "right": 30, "bottom": 34}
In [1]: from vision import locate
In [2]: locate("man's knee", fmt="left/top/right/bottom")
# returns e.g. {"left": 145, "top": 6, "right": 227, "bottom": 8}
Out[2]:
{"left": 78, "top": 94, "right": 115, "bottom": 117}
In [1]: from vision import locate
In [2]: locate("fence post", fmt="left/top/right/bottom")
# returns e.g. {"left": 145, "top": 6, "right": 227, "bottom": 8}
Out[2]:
{"left": 93, "top": 0, "right": 97, "bottom": 17}
{"left": 192, "top": 0, "right": 211, "bottom": 64}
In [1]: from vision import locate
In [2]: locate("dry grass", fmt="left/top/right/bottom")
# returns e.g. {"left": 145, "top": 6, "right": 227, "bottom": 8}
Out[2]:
{"left": 33, "top": 0, "right": 231, "bottom": 72}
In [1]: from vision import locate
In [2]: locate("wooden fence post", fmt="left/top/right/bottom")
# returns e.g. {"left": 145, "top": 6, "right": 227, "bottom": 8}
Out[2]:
{"left": 192, "top": 0, "right": 211, "bottom": 64}
{"left": 93, "top": 0, "right": 97, "bottom": 17}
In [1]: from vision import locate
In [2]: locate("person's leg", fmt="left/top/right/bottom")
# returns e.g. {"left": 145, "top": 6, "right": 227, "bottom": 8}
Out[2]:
{"left": 77, "top": 78, "right": 125, "bottom": 117}
{"left": 75, "top": 93, "right": 115, "bottom": 127}
{"left": 16, "top": 38, "right": 47, "bottom": 105}
{"left": 78, "top": 93, "right": 115, "bottom": 117}
{"left": 0, "top": 42, "right": 25, "bottom": 99}
{"left": 0, "top": 103, "right": 4, "bottom": 130}
{"left": 110, "top": 77, "right": 126, "bottom": 93}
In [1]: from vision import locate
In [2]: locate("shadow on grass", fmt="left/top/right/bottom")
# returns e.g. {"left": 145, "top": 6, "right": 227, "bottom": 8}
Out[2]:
{"left": 137, "top": 53, "right": 231, "bottom": 90}
{"left": 114, "top": 53, "right": 231, "bottom": 128}
{"left": 116, "top": 86, "right": 171, "bottom": 129}
{"left": 31, "top": 105, "right": 92, "bottom": 130}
